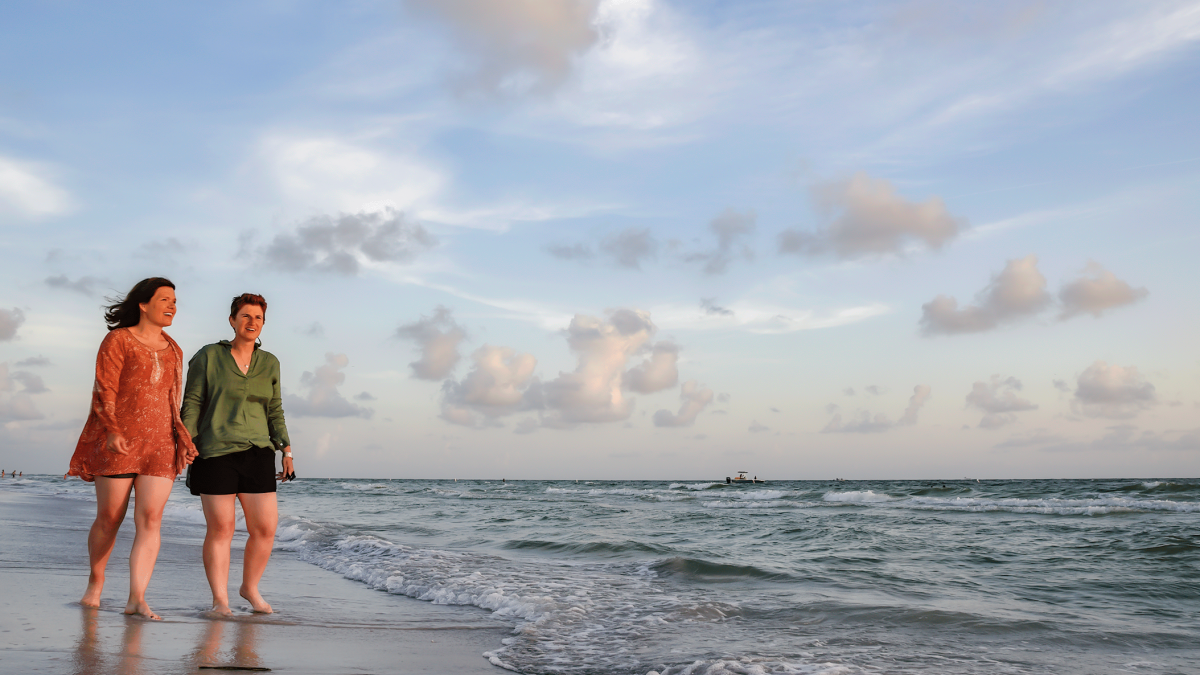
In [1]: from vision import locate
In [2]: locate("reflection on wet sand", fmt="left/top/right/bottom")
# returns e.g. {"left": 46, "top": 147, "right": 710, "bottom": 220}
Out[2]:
{"left": 69, "top": 606, "right": 271, "bottom": 673}
{"left": 119, "top": 618, "right": 147, "bottom": 675}
{"left": 71, "top": 608, "right": 104, "bottom": 675}
{"left": 193, "top": 618, "right": 267, "bottom": 672}
{"left": 70, "top": 608, "right": 148, "bottom": 675}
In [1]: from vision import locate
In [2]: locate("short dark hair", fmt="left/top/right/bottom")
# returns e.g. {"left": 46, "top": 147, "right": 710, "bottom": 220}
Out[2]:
{"left": 104, "top": 277, "right": 175, "bottom": 331}
{"left": 230, "top": 293, "right": 267, "bottom": 319}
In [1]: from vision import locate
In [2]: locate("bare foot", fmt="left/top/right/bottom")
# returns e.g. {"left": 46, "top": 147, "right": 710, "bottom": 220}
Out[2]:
{"left": 80, "top": 579, "right": 103, "bottom": 608}
{"left": 203, "top": 604, "right": 234, "bottom": 618}
{"left": 239, "top": 586, "right": 273, "bottom": 613}
{"left": 124, "top": 599, "right": 162, "bottom": 621}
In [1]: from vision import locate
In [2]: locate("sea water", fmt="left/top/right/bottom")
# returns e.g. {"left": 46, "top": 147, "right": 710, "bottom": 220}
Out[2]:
{"left": 9, "top": 476, "right": 1199, "bottom": 674}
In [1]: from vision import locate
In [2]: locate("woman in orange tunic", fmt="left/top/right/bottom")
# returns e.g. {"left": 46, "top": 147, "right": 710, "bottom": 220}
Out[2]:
{"left": 67, "top": 277, "right": 198, "bottom": 619}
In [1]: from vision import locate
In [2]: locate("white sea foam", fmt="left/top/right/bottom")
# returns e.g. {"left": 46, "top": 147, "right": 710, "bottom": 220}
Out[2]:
{"left": 703, "top": 500, "right": 792, "bottom": 509}
{"left": 1142, "top": 481, "right": 1162, "bottom": 488}
{"left": 274, "top": 513, "right": 841, "bottom": 675}
{"left": 670, "top": 482, "right": 722, "bottom": 491}
{"left": 907, "top": 495, "right": 1200, "bottom": 515}
{"left": 823, "top": 490, "right": 892, "bottom": 503}
{"left": 647, "top": 659, "right": 853, "bottom": 675}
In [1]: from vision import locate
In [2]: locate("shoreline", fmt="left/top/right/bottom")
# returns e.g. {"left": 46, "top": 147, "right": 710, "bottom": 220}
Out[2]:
{"left": 0, "top": 487, "right": 510, "bottom": 674}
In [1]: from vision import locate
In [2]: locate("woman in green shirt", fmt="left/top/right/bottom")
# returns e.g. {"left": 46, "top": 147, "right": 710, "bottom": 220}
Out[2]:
{"left": 181, "top": 293, "right": 295, "bottom": 615}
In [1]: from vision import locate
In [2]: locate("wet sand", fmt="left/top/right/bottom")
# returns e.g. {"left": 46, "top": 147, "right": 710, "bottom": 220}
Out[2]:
{"left": 0, "top": 488, "right": 510, "bottom": 674}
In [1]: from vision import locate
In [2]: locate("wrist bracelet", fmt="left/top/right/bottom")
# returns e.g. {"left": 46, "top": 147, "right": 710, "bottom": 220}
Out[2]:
{"left": 283, "top": 452, "right": 293, "bottom": 458}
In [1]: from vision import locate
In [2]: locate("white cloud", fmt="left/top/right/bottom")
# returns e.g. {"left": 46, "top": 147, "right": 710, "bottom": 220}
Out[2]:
{"left": 966, "top": 376, "right": 1037, "bottom": 429}
{"left": 650, "top": 298, "right": 889, "bottom": 335}
{"left": 0, "top": 308, "right": 24, "bottom": 342}
{"left": 653, "top": 380, "right": 713, "bottom": 428}
{"left": 0, "top": 156, "right": 73, "bottom": 218}
{"left": 396, "top": 306, "right": 466, "bottom": 380}
{"left": 257, "top": 134, "right": 445, "bottom": 215}
{"left": 823, "top": 385, "right": 931, "bottom": 433}
{"left": 405, "top": 0, "right": 601, "bottom": 96}
{"left": 285, "top": 353, "right": 373, "bottom": 418}
{"left": 257, "top": 207, "right": 436, "bottom": 276}
{"left": 1058, "top": 261, "right": 1148, "bottom": 320}
{"left": 536, "top": 0, "right": 709, "bottom": 134}
{"left": 780, "top": 173, "right": 963, "bottom": 259}
{"left": 440, "top": 345, "right": 538, "bottom": 428}
{"left": 921, "top": 255, "right": 1049, "bottom": 335}
{"left": 1072, "top": 361, "right": 1156, "bottom": 419}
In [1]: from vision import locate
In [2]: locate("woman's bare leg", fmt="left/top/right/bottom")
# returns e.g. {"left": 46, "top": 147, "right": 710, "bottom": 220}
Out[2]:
{"left": 82, "top": 476, "right": 134, "bottom": 606}
{"left": 124, "top": 475, "right": 173, "bottom": 619}
{"left": 237, "top": 492, "right": 277, "bottom": 613}
{"left": 200, "top": 494, "right": 237, "bottom": 615}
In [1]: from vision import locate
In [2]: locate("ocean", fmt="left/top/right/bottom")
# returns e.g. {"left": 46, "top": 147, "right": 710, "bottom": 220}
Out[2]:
{"left": 7, "top": 475, "right": 1198, "bottom": 675}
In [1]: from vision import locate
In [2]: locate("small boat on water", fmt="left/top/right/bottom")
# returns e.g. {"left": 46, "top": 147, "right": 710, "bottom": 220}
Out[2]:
{"left": 725, "top": 471, "right": 765, "bottom": 484}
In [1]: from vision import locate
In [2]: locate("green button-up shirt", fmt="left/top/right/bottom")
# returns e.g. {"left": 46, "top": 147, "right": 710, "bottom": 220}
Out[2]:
{"left": 181, "top": 341, "right": 291, "bottom": 459}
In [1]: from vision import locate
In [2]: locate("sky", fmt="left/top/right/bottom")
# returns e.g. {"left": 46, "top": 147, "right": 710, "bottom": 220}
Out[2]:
{"left": 1, "top": 0, "right": 1198, "bottom": 479}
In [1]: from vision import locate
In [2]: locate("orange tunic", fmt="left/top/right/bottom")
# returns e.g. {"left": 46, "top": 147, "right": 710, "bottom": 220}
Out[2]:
{"left": 68, "top": 328, "right": 196, "bottom": 482}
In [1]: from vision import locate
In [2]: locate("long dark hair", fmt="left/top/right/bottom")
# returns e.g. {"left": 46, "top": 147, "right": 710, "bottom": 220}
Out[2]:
{"left": 104, "top": 277, "right": 175, "bottom": 331}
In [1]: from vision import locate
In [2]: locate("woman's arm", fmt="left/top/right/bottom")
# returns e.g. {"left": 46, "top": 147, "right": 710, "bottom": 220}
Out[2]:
{"left": 92, "top": 332, "right": 128, "bottom": 453}
{"left": 180, "top": 348, "right": 209, "bottom": 440}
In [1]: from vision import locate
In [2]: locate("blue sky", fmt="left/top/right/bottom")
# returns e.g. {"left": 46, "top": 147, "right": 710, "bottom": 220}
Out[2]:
{"left": 2, "top": 0, "right": 1198, "bottom": 479}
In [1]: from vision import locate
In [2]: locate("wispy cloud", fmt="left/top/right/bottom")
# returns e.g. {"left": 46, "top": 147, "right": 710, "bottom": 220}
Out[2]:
{"left": 0, "top": 155, "right": 73, "bottom": 218}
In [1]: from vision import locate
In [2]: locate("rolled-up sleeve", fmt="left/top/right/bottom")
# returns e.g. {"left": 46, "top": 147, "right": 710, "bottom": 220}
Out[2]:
{"left": 267, "top": 358, "right": 291, "bottom": 449}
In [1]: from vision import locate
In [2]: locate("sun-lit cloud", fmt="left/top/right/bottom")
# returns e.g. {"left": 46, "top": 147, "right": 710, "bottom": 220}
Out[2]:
{"left": 536, "top": 309, "right": 661, "bottom": 427}
{"left": 0, "top": 155, "right": 73, "bottom": 218}
{"left": 921, "top": 255, "right": 1049, "bottom": 335}
{"left": 623, "top": 340, "right": 678, "bottom": 394}
{"left": 255, "top": 207, "right": 436, "bottom": 276}
{"left": 284, "top": 353, "right": 373, "bottom": 418}
{"left": 396, "top": 306, "right": 467, "bottom": 380}
{"left": 440, "top": 345, "right": 538, "bottom": 428}
{"left": 823, "top": 385, "right": 931, "bottom": 433}
{"left": 405, "top": 0, "right": 600, "bottom": 96}
{"left": 653, "top": 380, "right": 713, "bottom": 428}
{"left": 1072, "top": 361, "right": 1156, "bottom": 419}
{"left": 1058, "top": 261, "right": 1148, "bottom": 320}
{"left": 781, "top": 173, "right": 963, "bottom": 259}
{"left": 965, "top": 376, "right": 1037, "bottom": 429}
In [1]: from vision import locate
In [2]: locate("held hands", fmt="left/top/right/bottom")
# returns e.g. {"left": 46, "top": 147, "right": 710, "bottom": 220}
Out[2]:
{"left": 105, "top": 433, "right": 130, "bottom": 455}
{"left": 277, "top": 447, "right": 296, "bottom": 482}
{"left": 176, "top": 442, "right": 199, "bottom": 467}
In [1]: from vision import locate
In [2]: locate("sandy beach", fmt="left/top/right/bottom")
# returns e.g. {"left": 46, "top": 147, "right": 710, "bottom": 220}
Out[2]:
{"left": 0, "top": 486, "right": 510, "bottom": 674}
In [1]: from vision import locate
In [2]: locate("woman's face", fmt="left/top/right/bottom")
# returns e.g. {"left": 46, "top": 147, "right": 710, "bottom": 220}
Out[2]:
{"left": 229, "top": 303, "right": 265, "bottom": 342}
{"left": 139, "top": 287, "right": 176, "bottom": 328}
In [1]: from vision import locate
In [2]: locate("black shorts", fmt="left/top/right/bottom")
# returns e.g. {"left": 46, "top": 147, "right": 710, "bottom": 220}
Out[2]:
{"left": 188, "top": 446, "right": 277, "bottom": 496}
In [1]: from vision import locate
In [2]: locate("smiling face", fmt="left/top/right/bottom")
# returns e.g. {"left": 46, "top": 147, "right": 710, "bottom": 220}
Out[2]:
{"left": 138, "top": 286, "right": 176, "bottom": 328}
{"left": 229, "top": 303, "right": 265, "bottom": 343}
